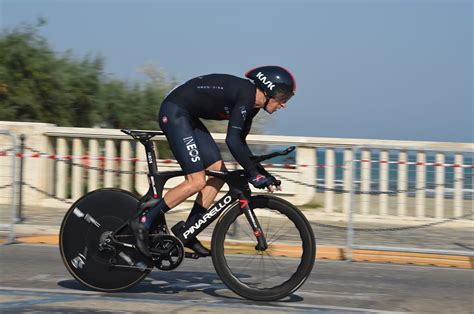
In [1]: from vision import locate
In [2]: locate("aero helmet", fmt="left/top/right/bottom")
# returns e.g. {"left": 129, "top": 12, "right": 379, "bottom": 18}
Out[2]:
{"left": 245, "top": 65, "right": 296, "bottom": 102}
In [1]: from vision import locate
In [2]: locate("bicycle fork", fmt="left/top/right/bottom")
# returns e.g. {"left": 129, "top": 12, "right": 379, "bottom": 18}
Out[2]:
{"left": 239, "top": 196, "right": 268, "bottom": 251}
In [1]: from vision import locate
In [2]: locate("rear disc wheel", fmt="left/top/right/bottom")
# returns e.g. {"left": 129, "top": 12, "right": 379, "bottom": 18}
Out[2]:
{"left": 59, "top": 189, "right": 153, "bottom": 292}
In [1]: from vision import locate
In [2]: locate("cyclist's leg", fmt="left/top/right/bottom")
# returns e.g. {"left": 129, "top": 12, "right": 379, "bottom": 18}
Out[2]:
{"left": 191, "top": 119, "right": 227, "bottom": 211}
{"left": 158, "top": 101, "right": 208, "bottom": 208}
{"left": 131, "top": 102, "right": 207, "bottom": 256}
{"left": 184, "top": 160, "right": 226, "bottom": 229}
{"left": 195, "top": 160, "right": 227, "bottom": 209}
{"left": 162, "top": 114, "right": 225, "bottom": 256}
{"left": 161, "top": 171, "right": 206, "bottom": 208}
{"left": 178, "top": 162, "right": 223, "bottom": 257}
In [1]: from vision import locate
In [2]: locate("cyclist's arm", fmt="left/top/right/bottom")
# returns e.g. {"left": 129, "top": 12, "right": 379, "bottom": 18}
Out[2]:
{"left": 240, "top": 111, "right": 256, "bottom": 158}
{"left": 240, "top": 111, "right": 272, "bottom": 175}
{"left": 226, "top": 103, "right": 259, "bottom": 177}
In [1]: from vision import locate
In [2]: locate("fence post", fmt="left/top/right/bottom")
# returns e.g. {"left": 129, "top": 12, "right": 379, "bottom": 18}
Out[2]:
{"left": 416, "top": 151, "right": 426, "bottom": 218}
{"left": 360, "top": 149, "right": 371, "bottom": 215}
{"left": 324, "top": 148, "right": 335, "bottom": 213}
{"left": 17, "top": 134, "right": 25, "bottom": 222}
{"left": 435, "top": 152, "right": 445, "bottom": 218}
{"left": 397, "top": 150, "right": 408, "bottom": 216}
{"left": 71, "top": 138, "right": 84, "bottom": 199}
{"left": 454, "top": 153, "right": 463, "bottom": 217}
{"left": 346, "top": 147, "right": 358, "bottom": 262}
{"left": 120, "top": 140, "right": 132, "bottom": 191}
{"left": 342, "top": 148, "right": 353, "bottom": 215}
{"left": 295, "top": 145, "right": 316, "bottom": 205}
{"left": 56, "top": 137, "right": 69, "bottom": 199}
{"left": 0, "top": 130, "right": 18, "bottom": 243}
{"left": 88, "top": 139, "right": 99, "bottom": 191}
{"left": 379, "top": 150, "right": 389, "bottom": 216}
{"left": 104, "top": 140, "right": 116, "bottom": 187}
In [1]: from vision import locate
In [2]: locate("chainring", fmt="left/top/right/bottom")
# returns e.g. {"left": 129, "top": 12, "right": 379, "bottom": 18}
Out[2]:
{"left": 151, "top": 235, "right": 184, "bottom": 271}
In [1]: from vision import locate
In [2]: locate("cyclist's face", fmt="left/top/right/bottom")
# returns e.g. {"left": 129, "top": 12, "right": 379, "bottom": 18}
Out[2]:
{"left": 265, "top": 98, "right": 287, "bottom": 114}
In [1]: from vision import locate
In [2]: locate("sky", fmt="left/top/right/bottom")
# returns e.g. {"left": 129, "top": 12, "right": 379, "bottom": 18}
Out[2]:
{"left": 1, "top": 0, "right": 472, "bottom": 143}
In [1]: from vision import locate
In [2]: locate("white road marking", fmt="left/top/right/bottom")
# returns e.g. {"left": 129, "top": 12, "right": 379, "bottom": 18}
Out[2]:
{"left": 0, "top": 286, "right": 406, "bottom": 313}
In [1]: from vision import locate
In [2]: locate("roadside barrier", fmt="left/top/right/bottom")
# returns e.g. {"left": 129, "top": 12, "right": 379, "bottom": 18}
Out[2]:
{"left": 0, "top": 130, "right": 17, "bottom": 244}
{"left": 2, "top": 145, "right": 471, "bottom": 231}
{"left": 0, "top": 135, "right": 472, "bottom": 259}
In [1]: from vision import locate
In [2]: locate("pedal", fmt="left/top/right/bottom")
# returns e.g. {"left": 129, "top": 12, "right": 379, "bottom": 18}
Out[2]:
{"left": 185, "top": 252, "right": 200, "bottom": 259}
{"left": 117, "top": 251, "right": 148, "bottom": 272}
{"left": 135, "top": 261, "right": 148, "bottom": 272}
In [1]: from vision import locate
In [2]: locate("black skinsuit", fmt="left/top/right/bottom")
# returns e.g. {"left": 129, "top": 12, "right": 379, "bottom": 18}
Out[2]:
{"left": 159, "top": 74, "right": 261, "bottom": 176}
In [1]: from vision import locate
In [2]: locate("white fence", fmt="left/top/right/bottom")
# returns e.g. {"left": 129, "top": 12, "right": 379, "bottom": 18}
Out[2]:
{"left": 0, "top": 122, "right": 472, "bottom": 223}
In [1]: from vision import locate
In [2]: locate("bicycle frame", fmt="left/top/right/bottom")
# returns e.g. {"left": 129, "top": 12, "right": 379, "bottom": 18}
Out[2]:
{"left": 109, "top": 131, "right": 268, "bottom": 251}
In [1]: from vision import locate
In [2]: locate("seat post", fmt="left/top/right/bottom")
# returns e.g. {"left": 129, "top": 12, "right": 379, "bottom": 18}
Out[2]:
{"left": 140, "top": 139, "right": 159, "bottom": 176}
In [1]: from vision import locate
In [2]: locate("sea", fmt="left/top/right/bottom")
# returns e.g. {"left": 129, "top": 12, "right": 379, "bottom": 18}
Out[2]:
{"left": 269, "top": 149, "right": 474, "bottom": 200}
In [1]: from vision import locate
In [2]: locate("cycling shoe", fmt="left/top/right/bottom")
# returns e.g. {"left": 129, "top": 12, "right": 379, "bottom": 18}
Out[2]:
{"left": 130, "top": 219, "right": 151, "bottom": 257}
{"left": 185, "top": 238, "right": 211, "bottom": 257}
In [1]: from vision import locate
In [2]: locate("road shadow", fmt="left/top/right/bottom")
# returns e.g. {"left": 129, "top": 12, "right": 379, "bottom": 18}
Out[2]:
{"left": 57, "top": 270, "right": 304, "bottom": 303}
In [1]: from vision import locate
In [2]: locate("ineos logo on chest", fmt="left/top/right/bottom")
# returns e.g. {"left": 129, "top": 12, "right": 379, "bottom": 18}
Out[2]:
{"left": 183, "top": 136, "right": 201, "bottom": 162}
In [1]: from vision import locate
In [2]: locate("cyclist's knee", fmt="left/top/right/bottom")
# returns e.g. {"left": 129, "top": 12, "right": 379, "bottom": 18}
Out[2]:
{"left": 185, "top": 171, "right": 207, "bottom": 193}
{"left": 207, "top": 160, "right": 227, "bottom": 172}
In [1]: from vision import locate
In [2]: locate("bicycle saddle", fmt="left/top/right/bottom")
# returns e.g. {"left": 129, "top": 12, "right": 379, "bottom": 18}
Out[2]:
{"left": 121, "top": 129, "right": 165, "bottom": 140}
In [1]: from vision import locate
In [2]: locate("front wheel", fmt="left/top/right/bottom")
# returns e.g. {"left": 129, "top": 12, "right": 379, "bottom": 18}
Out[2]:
{"left": 211, "top": 195, "right": 316, "bottom": 301}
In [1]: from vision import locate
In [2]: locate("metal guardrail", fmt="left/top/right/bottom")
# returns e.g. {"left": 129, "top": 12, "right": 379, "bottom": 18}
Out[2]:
{"left": 346, "top": 146, "right": 474, "bottom": 258}
{"left": 0, "top": 130, "right": 17, "bottom": 244}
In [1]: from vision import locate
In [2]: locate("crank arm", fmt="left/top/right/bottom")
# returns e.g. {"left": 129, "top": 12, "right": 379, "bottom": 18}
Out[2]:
{"left": 110, "top": 264, "right": 152, "bottom": 272}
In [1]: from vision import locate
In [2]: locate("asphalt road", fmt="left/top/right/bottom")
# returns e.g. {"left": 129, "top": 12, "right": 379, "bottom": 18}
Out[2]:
{"left": 0, "top": 244, "right": 473, "bottom": 313}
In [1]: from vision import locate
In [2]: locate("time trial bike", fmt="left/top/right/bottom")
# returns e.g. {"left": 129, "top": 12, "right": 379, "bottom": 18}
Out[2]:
{"left": 59, "top": 129, "right": 316, "bottom": 301}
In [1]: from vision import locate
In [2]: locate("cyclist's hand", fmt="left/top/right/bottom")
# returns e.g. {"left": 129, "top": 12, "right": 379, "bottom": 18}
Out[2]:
{"left": 264, "top": 173, "right": 281, "bottom": 192}
{"left": 256, "top": 164, "right": 281, "bottom": 191}
{"left": 271, "top": 177, "right": 282, "bottom": 191}
{"left": 250, "top": 174, "right": 272, "bottom": 190}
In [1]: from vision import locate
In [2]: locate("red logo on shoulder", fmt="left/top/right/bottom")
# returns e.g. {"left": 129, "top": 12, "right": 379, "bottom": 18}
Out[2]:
{"left": 162, "top": 116, "right": 168, "bottom": 124}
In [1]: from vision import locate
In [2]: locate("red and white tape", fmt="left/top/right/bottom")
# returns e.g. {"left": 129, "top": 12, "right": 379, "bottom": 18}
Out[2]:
{"left": 1, "top": 150, "right": 473, "bottom": 169}
{"left": 0, "top": 151, "right": 301, "bottom": 168}
{"left": 357, "top": 159, "right": 474, "bottom": 168}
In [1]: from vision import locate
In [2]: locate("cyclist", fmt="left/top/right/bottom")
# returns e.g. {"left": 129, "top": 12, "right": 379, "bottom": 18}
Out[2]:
{"left": 131, "top": 65, "right": 296, "bottom": 257}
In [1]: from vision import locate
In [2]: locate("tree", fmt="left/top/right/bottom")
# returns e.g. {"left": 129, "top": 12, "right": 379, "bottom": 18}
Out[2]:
{"left": 0, "top": 21, "right": 105, "bottom": 126}
{"left": 0, "top": 20, "right": 267, "bottom": 138}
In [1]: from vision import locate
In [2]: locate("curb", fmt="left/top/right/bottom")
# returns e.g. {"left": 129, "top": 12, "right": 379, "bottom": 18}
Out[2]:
{"left": 351, "top": 249, "right": 474, "bottom": 269}
{"left": 4, "top": 234, "right": 473, "bottom": 269}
